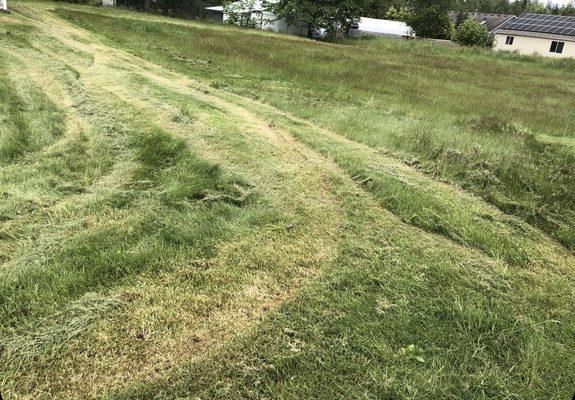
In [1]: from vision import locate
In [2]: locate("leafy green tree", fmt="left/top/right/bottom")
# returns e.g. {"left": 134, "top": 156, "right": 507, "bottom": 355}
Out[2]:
{"left": 365, "top": 0, "right": 407, "bottom": 18}
{"left": 266, "top": 0, "right": 324, "bottom": 37}
{"left": 407, "top": 0, "right": 453, "bottom": 39}
{"left": 268, "top": 0, "right": 369, "bottom": 38}
{"left": 224, "top": 0, "right": 259, "bottom": 28}
{"left": 385, "top": 6, "right": 410, "bottom": 21}
{"left": 454, "top": 10, "right": 468, "bottom": 27}
{"left": 334, "top": 0, "right": 372, "bottom": 35}
{"left": 453, "top": 18, "right": 492, "bottom": 47}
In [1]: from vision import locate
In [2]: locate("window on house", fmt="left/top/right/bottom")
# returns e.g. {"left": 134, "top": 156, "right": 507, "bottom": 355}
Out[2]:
{"left": 505, "top": 36, "right": 514, "bottom": 45}
{"left": 550, "top": 41, "right": 565, "bottom": 53}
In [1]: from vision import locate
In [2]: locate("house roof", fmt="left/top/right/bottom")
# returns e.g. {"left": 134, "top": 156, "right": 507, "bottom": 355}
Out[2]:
{"left": 497, "top": 13, "right": 575, "bottom": 37}
{"left": 449, "top": 12, "right": 515, "bottom": 32}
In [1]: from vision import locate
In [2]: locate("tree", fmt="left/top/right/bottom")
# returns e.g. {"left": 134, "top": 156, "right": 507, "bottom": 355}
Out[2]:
{"left": 385, "top": 6, "right": 410, "bottom": 22}
{"left": 224, "top": 0, "right": 259, "bottom": 28}
{"left": 365, "top": 0, "right": 408, "bottom": 19}
{"left": 453, "top": 18, "right": 492, "bottom": 47}
{"left": 333, "top": 0, "right": 372, "bottom": 35}
{"left": 407, "top": 0, "right": 453, "bottom": 39}
{"left": 268, "top": 0, "right": 369, "bottom": 38}
{"left": 454, "top": 10, "right": 468, "bottom": 27}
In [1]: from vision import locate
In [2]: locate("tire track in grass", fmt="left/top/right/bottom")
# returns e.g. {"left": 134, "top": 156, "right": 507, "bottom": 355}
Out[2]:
{"left": 87, "top": 42, "right": 574, "bottom": 398}
{"left": 107, "top": 113, "right": 575, "bottom": 400}
{"left": 211, "top": 90, "right": 575, "bottom": 273}
{"left": 64, "top": 37, "right": 574, "bottom": 400}
{"left": 2, "top": 5, "right": 573, "bottom": 399}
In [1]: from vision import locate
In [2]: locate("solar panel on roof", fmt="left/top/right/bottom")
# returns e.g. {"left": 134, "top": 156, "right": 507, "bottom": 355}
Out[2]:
{"left": 499, "top": 13, "right": 575, "bottom": 37}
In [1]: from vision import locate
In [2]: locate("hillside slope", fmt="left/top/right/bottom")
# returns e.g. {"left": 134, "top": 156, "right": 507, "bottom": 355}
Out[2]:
{"left": 0, "top": 3, "right": 574, "bottom": 399}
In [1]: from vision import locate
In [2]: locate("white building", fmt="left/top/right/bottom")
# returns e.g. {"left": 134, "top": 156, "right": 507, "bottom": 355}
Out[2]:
{"left": 494, "top": 13, "right": 575, "bottom": 58}
{"left": 205, "top": 1, "right": 306, "bottom": 36}
{"left": 206, "top": 2, "right": 414, "bottom": 39}
{"left": 349, "top": 17, "right": 414, "bottom": 38}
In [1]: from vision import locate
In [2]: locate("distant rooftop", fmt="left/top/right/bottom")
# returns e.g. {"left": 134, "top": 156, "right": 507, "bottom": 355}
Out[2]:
{"left": 352, "top": 17, "right": 414, "bottom": 37}
{"left": 449, "top": 12, "right": 515, "bottom": 32}
{"left": 497, "top": 13, "right": 575, "bottom": 37}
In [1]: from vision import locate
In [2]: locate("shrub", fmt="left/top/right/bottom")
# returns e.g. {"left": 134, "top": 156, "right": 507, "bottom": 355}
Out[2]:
{"left": 407, "top": 0, "right": 453, "bottom": 39}
{"left": 453, "top": 19, "right": 493, "bottom": 48}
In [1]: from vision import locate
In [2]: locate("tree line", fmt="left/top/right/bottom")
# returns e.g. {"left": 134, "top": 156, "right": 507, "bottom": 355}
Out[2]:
{"left": 94, "top": 0, "right": 575, "bottom": 19}
{"left": 270, "top": 0, "right": 575, "bottom": 40}
{"left": 80, "top": 0, "right": 574, "bottom": 40}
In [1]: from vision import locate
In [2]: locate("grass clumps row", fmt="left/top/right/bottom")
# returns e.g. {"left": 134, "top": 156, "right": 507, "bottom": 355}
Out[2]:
{"left": 0, "top": 49, "right": 259, "bottom": 386}
{"left": 110, "top": 172, "right": 575, "bottom": 400}
{"left": 0, "top": 54, "right": 65, "bottom": 162}
{"left": 129, "top": 127, "right": 245, "bottom": 207}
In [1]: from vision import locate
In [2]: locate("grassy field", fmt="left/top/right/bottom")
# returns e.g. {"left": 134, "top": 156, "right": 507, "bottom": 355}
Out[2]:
{"left": 0, "top": 2, "right": 574, "bottom": 399}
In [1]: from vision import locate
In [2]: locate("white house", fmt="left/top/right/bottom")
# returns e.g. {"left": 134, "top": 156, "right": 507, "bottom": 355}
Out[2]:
{"left": 349, "top": 17, "right": 414, "bottom": 38}
{"left": 494, "top": 13, "right": 575, "bottom": 58}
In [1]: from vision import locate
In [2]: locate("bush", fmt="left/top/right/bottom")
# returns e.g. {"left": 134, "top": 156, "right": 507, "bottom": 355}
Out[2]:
{"left": 453, "top": 19, "right": 493, "bottom": 48}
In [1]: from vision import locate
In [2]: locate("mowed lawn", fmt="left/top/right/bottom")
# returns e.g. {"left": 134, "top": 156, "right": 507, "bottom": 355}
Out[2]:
{"left": 0, "top": 2, "right": 574, "bottom": 399}
{"left": 56, "top": 5, "right": 575, "bottom": 249}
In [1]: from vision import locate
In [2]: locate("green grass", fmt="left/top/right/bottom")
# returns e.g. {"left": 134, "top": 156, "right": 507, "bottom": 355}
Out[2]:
{"left": 52, "top": 7, "right": 575, "bottom": 249}
{"left": 0, "top": 54, "right": 65, "bottom": 161}
{"left": 0, "top": 29, "right": 269, "bottom": 393}
{"left": 0, "top": 3, "right": 574, "bottom": 399}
